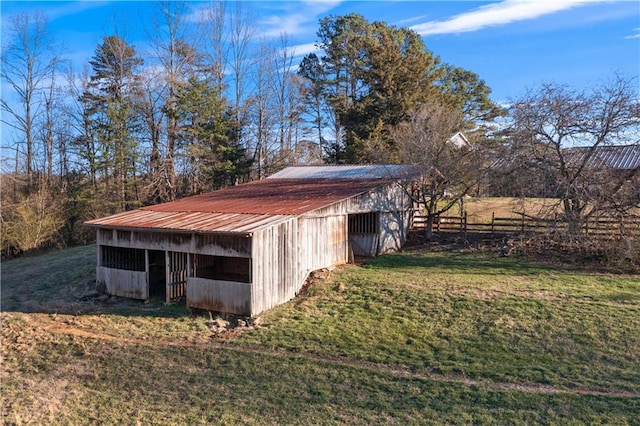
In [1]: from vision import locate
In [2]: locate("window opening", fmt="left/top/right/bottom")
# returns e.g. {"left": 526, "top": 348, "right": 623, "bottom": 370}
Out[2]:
{"left": 348, "top": 212, "right": 379, "bottom": 234}
{"left": 101, "top": 246, "right": 145, "bottom": 271}
{"left": 193, "top": 254, "right": 250, "bottom": 283}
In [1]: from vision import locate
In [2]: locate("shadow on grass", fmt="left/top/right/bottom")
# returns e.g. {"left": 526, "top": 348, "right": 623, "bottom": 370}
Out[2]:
{"left": 1, "top": 294, "right": 197, "bottom": 319}
{"left": 364, "top": 251, "right": 549, "bottom": 276}
{"left": 3, "top": 242, "right": 634, "bottom": 318}
{"left": 1, "top": 244, "right": 198, "bottom": 319}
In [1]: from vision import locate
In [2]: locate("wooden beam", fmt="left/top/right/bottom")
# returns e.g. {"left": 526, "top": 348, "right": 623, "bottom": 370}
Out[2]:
{"left": 165, "top": 251, "right": 170, "bottom": 304}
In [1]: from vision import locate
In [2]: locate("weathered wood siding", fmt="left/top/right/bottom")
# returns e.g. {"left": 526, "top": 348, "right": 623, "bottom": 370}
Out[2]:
{"left": 96, "top": 230, "right": 147, "bottom": 299}
{"left": 305, "top": 182, "right": 412, "bottom": 256}
{"left": 96, "top": 228, "right": 253, "bottom": 305}
{"left": 97, "top": 267, "right": 147, "bottom": 299}
{"left": 187, "top": 277, "right": 252, "bottom": 315}
{"left": 349, "top": 234, "right": 379, "bottom": 256}
{"left": 97, "top": 228, "right": 251, "bottom": 257}
{"left": 378, "top": 210, "right": 411, "bottom": 253}
{"left": 251, "top": 218, "right": 300, "bottom": 316}
{"left": 345, "top": 182, "right": 410, "bottom": 213}
{"left": 298, "top": 215, "right": 348, "bottom": 280}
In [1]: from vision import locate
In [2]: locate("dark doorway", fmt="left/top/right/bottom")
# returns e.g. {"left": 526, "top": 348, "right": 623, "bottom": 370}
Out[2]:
{"left": 148, "top": 250, "right": 166, "bottom": 299}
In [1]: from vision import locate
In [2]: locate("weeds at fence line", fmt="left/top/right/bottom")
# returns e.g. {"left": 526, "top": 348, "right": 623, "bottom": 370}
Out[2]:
{"left": 412, "top": 212, "right": 640, "bottom": 272}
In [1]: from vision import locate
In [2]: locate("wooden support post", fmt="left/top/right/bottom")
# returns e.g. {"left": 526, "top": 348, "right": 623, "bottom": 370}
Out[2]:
{"left": 165, "top": 251, "right": 170, "bottom": 304}
{"left": 145, "top": 249, "right": 150, "bottom": 300}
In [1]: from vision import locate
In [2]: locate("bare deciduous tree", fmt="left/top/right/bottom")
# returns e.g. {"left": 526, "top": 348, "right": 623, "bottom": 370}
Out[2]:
{"left": 508, "top": 75, "right": 640, "bottom": 235}
{"left": 248, "top": 40, "right": 277, "bottom": 179}
{"left": 228, "top": 2, "right": 255, "bottom": 147}
{"left": 1, "top": 11, "right": 57, "bottom": 186}
{"left": 391, "top": 104, "right": 482, "bottom": 239}
{"left": 147, "top": 1, "right": 202, "bottom": 202}
{"left": 202, "top": 1, "right": 227, "bottom": 94}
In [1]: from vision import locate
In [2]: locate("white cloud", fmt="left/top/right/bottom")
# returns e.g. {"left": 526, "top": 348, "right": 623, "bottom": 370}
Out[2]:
{"left": 260, "top": 12, "right": 311, "bottom": 38}
{"left": 47, "top": 2, "right": 109, "bottom": 22}
{"left": 290, "top": 42, "right": 319, "bottom": 57}
{"left": 625, "top": 27, "right": 640, "bottom": 39}
{"left": 302, "top": 0, "right": 342, "bottom": 8}
{"left": 410, "top": 0, "right": 610, "bottom": 36}
{"left": 258, "top": 1, "right": 342, "bottom": 38}
{"left": 394, "top": 15, "right": 431, "bottom": 27}
{"left": 184, "top": 1, "right": 341, "bottom": 40}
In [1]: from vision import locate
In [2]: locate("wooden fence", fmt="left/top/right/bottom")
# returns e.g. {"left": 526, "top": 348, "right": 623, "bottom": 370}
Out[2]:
{"left": 412, "top": 212, "right": 640, "bottom": 239}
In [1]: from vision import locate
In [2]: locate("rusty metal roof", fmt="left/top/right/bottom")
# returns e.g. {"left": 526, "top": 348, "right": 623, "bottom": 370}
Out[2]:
{"left": 86, "top": 210, "right": 292, "bottom": 234}
{"left": 142, "top": 178, "right": 393, "bottom": 215}
{"left": 86, "top": 177, "right": 395, "bottom": 233}
{"left": 268, "top": 165, "right": 418, "bottom": 179}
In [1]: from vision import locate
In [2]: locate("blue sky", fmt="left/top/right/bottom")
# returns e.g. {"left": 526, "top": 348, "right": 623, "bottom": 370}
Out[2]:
{"left": 1, "top": 0, "right": 639, "bottom": 104}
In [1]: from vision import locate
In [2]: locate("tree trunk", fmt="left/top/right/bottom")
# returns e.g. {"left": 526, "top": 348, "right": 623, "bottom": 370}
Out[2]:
{"left": 424, "top": 213, "right": 435, "bottom": 240}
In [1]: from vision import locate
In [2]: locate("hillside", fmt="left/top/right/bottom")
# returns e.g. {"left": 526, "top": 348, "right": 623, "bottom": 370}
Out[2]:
{"left": 2, "top": 245, "right": 639, "bottom": 424}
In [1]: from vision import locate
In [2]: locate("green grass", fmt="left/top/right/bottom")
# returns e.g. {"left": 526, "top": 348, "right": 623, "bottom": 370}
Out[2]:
{"left": 2, "top": 245, "right": 639, "bottom": 424}
{"left": 1, "top": 244, "right": 97, "bottom": 312}
{"left": 238, "top": 252, "right": 640, "bottom": 393}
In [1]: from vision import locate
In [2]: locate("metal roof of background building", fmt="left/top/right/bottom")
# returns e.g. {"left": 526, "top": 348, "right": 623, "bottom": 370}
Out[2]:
{"left": 268, "top": 164, "right": 418, "bottom": 179}
{"left": 489, "top": 143, "right": 640, "bottom": 171}
{"left": 567, "top": 144, "right": 640, "bottom": 170}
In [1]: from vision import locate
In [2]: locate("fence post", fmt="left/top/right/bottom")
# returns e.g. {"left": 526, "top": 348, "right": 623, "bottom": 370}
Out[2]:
{"left": 585, "top": 216, "right": 589, "bottom": 235}
{"left": 491, "top": 212, "right": 495, "bottom": 238}
{"left": 521, "top": 212, "right": 525, "bottom": 234}
{"left": 463, "top": 211, "right": 468, "bottom": 240}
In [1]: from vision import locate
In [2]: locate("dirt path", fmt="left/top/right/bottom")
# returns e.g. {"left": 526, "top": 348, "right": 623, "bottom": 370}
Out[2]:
{"left": 14, "top": 313, "right": 639, "bottom": 400}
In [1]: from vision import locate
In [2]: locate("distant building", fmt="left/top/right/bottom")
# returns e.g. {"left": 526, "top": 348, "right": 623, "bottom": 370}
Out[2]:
{"left": 564, "top": 144, "right": 640, "bottom": 170}
{"left": 85, "top": 165, "right": 418, "bottom": 316}
{"left": 485, "top": 143, "right": 640, "bottom": 197}
{"left": 447, "top": 132, "right": 469, "bottom": 149}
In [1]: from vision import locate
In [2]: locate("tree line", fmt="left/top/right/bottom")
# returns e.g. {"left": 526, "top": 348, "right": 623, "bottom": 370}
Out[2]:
{"left": 2, "top": 3, "right": 638, "bottom": 256}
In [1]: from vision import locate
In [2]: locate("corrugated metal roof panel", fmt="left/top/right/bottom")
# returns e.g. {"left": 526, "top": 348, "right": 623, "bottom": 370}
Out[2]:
{"left": 142, "top": 178, "right": 395, "bottom": 215}
{"left": 590, "top": 144, "right": 639, "bottom": 169}
{"left": 565, "top": 144, "right": 640, "bottom": 169}
{"left": 86, "top": 177, "right": 400, "bottom": 233}
{"left": 85, "top": 211, "right": 292, "bottom": 234}
{"left": 268, "top": 165, "right": 418, "bottom": 179}
{"left": 490, "top": 144, "right": 640, "bottom": 170}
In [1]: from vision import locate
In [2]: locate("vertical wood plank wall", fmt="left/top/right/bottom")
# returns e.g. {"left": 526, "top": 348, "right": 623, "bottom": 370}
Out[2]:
{"left": 298, "top": 215, "right": 348, "bottom": 280}
{"left": 251, "top": 218, "right": 299, "bottom": 316}
{"left": 187, "top": 277, "right": 252, "bottom": 314}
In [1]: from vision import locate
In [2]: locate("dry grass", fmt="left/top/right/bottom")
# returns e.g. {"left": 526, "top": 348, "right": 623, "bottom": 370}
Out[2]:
{"left": 461, "top": 197, "right": 640, "bottom": 223}
{"left": 462, "top": 197, "right": 562, "bottom": 222}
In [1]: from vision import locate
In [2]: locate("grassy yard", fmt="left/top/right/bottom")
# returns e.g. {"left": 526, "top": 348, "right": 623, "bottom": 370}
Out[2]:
{"left": 2, "top": 245, "right": 639, "bottom": 424}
